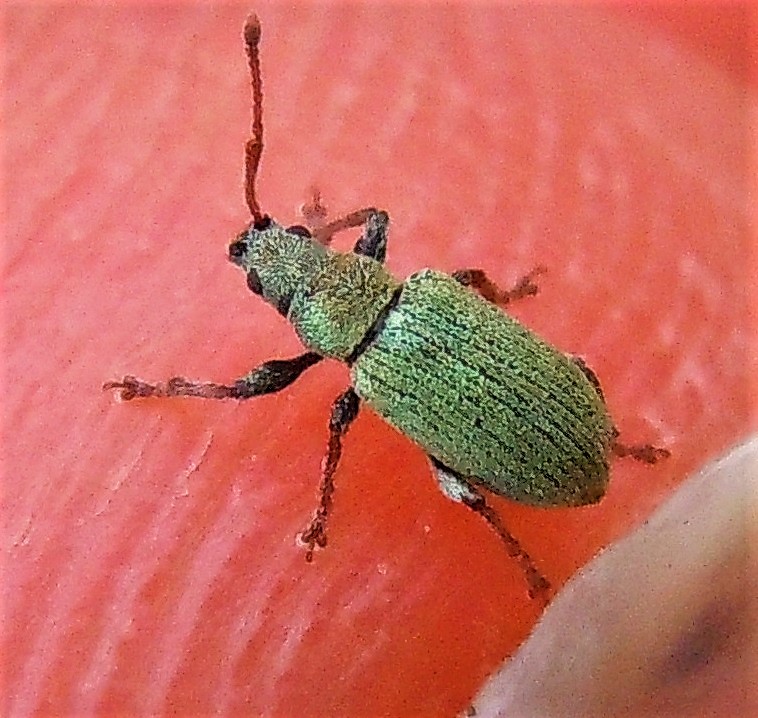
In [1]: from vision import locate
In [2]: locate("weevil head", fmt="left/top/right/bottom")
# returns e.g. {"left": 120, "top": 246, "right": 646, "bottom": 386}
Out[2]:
{"left": 228, "top": 215, "right": 328, "bottom": 317}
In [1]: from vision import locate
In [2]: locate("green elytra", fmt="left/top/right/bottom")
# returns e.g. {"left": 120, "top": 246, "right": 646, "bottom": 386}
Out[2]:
{"left": 105, "top": 15, "right": 668, "bottom": 601}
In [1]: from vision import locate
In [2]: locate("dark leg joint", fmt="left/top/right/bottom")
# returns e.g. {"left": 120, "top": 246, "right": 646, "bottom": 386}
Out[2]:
{"left": 233, "top": 352, "right": 322, "bottom": 398}
{"left": 329, "top": 386, "right": 361, "bottom": 432}
{"left": 352, "top": 210, "right": 390, "bottom": 263}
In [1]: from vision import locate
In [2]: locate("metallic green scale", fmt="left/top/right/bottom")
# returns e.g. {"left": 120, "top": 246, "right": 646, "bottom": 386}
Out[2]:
{"left": 352, "top": 270, "right": 615, "bottom": 507}
{"left": 290, "top": 251, "right": 400, "bottom": 361}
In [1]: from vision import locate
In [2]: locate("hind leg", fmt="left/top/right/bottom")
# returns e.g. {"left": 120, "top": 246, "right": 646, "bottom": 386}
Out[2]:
{"left": 611, "top": 441, "right": 670, "bottom": 463}
{"left": 571, "top": 356, "right": 670, "bottom": 463}
{"left": 429, "top": 456, "right": 551, "bottom": 602}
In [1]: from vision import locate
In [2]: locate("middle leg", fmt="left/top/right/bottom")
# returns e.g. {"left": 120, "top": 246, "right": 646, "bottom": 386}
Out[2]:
{"left": 453, "top": 266, "right": 546, "bottom": 307}
{"left": 300, "top": 387, "right": 362, "bottom": 561}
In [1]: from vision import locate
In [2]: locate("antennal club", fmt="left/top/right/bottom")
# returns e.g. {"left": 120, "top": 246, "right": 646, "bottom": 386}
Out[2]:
{"left": 243, "top": 13, "right": 264, "bottom": 222}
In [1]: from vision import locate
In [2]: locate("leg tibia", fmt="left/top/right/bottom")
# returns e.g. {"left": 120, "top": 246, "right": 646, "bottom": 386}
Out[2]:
{"left": 430, "top": 457, "right": 551, "bottom": 601}
{"left": 300, "top": 387, "right": 361, "bottom": 561}
{"left": 312, "top": 207, "right": 377, "bottom": 246}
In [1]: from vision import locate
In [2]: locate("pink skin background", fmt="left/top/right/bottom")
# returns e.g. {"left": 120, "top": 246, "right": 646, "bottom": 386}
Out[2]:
{"left": 3, "top": 3, "right": 754, "bottom": 716}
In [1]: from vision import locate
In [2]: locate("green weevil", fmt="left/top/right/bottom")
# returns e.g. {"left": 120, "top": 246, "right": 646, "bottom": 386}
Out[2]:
{"left": 104, "top": 15, "right": 669, "bottom": 600}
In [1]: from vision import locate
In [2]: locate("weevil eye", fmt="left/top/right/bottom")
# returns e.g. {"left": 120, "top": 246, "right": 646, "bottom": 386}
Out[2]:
{"left": 286, "top": 224, "right": 312, "bottom": 238}
{"left": 247, "top": 268, "right": 263, "bottom": 295}
{"left": 253, "top": 215, "right": 273, "bottom": 231}
{"left": 228, "top": 240, "right": 247, "bottom": 259}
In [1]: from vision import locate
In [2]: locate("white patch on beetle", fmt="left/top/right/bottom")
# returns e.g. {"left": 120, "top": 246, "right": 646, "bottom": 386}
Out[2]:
{"left": 432, "top": 461, "right": 479, "bottom": 504}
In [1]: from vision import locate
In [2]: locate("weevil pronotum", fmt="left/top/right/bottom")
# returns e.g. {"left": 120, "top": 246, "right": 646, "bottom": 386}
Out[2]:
{"left": 105, "top": 14, "right": 669, "bottom": 600}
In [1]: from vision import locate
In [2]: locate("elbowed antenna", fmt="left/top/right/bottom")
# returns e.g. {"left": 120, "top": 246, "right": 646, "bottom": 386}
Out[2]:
{"left": 243, "top": 13, "right": 264, "bottom": 222}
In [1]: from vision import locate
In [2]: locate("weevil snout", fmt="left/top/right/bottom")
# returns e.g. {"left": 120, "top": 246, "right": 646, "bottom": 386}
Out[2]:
{"left": 227, "top": 217, "right": 332, "bottom": 315}
{"left": 228, "top": 215, "right": 276, "bottom": 266}
{"left": 228, "top": 226, "right": 262, "bottom": 295}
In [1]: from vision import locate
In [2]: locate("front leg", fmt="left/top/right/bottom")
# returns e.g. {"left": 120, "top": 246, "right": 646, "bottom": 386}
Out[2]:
{"left": 311, "top": 207, "right": 377, "bottom": 246}
{"left": 351, "top": 210, "right": 389, "bottom": 263}
{"left": 103, "top": 351, "right": 323, "bottom": 401}
{"left": 312, "top": 208, "right": 390, "bottom": 265}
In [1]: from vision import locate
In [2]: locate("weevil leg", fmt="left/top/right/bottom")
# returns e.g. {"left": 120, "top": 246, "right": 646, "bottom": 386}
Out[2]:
{"left": 612, "top": 440, "right": 670, "bottom": 464}
{"left": 103, "top": 352, "right": 323, "bottom": 401}
{"left": 300, "top": 387, "right": 361, "bottom": 561}
{"left": 570, "top": 357, "right": 670, "bottom": 463}
{"left": 312, "top": 207, "right": 378, "bottom": 246}
{"left": 571, "top": 355, "right": 606, "bottom": 401}
{"left": 300, "top": 186, "right": 328, "bottom": 230}
{"left": 452, "top": 266, "right": 546, "bottom": 307}
{"left": 351, "top": 210, "right": 389, "bottom": 263}
{"left": 429, "top": 456, "right": 551, "bottom": 601}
